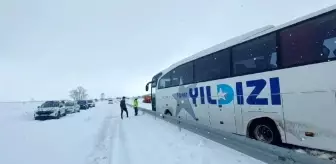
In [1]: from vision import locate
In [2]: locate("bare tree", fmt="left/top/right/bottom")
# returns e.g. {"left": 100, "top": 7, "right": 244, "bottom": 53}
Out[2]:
{"left": 69, "top": 86, "right": 88, "bottom": 100}
{"left": 100, "top": 93, "right": 105, "bottom": 101}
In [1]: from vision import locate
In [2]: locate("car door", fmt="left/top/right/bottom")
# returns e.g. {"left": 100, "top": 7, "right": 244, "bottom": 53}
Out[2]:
{"left": 60, "top": 102, "right": 66, "bottom": 115}
{"left": 69, "top": 102, "right": 74, "bottom": 112}
{"left": 64, "top": 103, "right": 69, "bottom": 113}
{"left": 75, "top": 103, "right": 80, "bottom": 112}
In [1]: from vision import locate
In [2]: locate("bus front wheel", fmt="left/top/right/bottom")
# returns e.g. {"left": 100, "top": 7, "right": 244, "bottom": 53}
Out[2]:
{"left": 249, "top": 118, "right": 281, "bottom": 145}
{"left": 164, "top": 110, "right": 172, "bottom": 116}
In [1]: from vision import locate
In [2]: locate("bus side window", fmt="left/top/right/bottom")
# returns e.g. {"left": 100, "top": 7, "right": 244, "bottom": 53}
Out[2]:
{"left": 194, "top": 49, "right": 230, "bottom": 83}
{"left": 158, "top": 72, "right": 172, "bottom": 89}
{"left": 171, "top": 62, "right": 193, "bottom": 86}
{"left": 280, "top": 10, "right": 336, "bottom": 67}
{"left": 232, "top": 32, "right": 277, "bottom": 76}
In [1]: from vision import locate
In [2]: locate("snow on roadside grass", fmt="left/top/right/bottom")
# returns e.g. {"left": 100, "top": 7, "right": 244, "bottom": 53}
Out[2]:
{"left": 0, "top": 102, "right": 115, "bottom": 164}
{"left": 0, "top": 101, "right": 43, "bottom": 123}
{"left": 295, "top": 148, "right": 336, "bottom": 163}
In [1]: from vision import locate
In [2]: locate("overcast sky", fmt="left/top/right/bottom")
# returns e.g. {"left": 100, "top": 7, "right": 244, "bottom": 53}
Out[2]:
{"left": 0, "top": 0, "right": 335, "bottom": 101}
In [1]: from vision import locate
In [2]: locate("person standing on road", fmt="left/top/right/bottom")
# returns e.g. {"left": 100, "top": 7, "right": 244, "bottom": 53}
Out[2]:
{"left": 120, "top": 96, "right": 128, "bottom": 119}
{"left": 133, "top": 98, "right": 139, "bottom": 116}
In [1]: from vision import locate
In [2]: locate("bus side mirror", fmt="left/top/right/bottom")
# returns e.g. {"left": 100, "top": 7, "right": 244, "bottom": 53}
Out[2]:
{"left": 146, "top": 81, "right": 153, "bottom": 91}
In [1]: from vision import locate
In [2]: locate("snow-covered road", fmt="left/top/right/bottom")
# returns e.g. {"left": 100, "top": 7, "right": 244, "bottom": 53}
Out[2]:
{"left": 0, "top": 101, "right": 265, "bottom": 164}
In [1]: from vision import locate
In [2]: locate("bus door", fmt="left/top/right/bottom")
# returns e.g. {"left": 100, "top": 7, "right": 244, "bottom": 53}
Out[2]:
{"left": 207, "top": 83, "right": 237, "bottom": 134}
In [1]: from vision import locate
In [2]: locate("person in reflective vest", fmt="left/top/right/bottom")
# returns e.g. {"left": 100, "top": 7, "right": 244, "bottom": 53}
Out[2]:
{"left": 133, "top": 98, "right": 139, "bottom": 116}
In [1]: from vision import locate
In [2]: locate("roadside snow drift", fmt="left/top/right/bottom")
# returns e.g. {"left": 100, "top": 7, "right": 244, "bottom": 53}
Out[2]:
{"left": 0, "top": 102, "right": 114, "bottom": 164}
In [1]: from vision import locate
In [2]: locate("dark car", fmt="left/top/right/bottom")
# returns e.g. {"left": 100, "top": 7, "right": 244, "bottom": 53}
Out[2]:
{"left": 77, "top": 100, "right": 89, "bottom": 110}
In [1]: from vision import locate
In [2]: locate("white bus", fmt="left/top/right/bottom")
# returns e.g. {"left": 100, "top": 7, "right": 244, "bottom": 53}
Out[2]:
{"left": 145, "top": 5, "right": 336, "bottom": 152}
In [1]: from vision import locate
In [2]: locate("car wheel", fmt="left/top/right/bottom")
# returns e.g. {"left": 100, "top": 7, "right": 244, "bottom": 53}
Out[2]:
{"left": 56, "top": 111, "right": 61, "bottom": 119}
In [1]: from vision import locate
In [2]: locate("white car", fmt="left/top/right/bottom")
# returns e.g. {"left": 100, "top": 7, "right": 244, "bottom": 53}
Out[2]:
{"left": 64, "top": 101, "right": 80, "bottom": 113}
{"left": 108, "top": 99, "right": 113, "bottom": 104}
{"left": 34, "top": 101, "right": 67, "bottom": 120}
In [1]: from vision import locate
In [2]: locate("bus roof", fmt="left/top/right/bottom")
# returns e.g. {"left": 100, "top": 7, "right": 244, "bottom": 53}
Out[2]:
{"left": 160, "top": 4, "right": 336, "bottom": 75}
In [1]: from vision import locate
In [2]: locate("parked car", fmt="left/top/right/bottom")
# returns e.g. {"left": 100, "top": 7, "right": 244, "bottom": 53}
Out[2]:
{"left": 64, "top": 101, "right": 80, "bottom": 113}
{"left": 34, "top": 101, "right": 67, "bottom": 120}
{"left": 143, "top": 95, "right": 151, "bottom": 103}
{"left": 77, "top": 100, "right": 89, "bottom": 110}
{"left": 108, "top": 99, "right": 113, "bottom": 104}
{"left": 87, "top": 100, "right": 95, "bottom": 108}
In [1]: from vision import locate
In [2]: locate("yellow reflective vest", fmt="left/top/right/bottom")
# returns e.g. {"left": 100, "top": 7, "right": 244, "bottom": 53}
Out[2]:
{"left": 133, "top": 99, "right": 138, "bottom": 108}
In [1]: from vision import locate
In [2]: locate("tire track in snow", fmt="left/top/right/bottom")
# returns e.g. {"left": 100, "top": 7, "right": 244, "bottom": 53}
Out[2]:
{"left": 107, "top": 118, "right": 120, "bottom": 164}
{"left": 110, "top": 120, "right": 131, "bottom": 164}
{"left": 85, "top": 114, "right": 119, "bottom": 164}
{"left": 118, "top": 121, "right": 132, "bottom": 164}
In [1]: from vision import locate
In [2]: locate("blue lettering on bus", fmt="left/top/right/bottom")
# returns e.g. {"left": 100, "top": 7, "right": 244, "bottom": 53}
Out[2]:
{"left": 199, "top": 86, "right": 205, "bottom": 104}
{"left": 185, "top": 77, "right": 281, "bottom": 106}
{"left": 246, "top": 79, "right": 268, "bottom": 105}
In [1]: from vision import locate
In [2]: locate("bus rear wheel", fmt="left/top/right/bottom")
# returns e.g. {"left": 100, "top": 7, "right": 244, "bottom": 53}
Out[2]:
{"left": 249, "top": 118, "right": 281, "bottom": 145}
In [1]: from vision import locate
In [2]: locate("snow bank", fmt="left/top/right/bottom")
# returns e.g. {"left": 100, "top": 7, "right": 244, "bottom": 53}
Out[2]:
{"left": 0, "top": 101, "right": 43, "bottom": 123}
{"left": 108, "top": 108, "right": 265, "bottom": 164}
{"left": 125, "top": 98, "right": 336, "bottom": 163}
{"left": 295, "top": 148, "right": 336, "bottom": 163}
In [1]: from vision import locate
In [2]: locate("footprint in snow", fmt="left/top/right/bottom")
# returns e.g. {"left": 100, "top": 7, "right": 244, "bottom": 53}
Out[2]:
{"left": 85, "top": 117, "right": 91, "bottom": 122}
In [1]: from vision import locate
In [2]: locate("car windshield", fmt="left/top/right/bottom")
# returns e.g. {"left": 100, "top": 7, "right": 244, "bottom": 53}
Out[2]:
{"left": 77, "top": 100, "right": 86, "bottom": 104}
{"left": 88, "top": 100, "right": 93, "bottom": 103}
{"left": 41, "top": 101, "right": 59, "bottom": 108}
{"left": 65, "top": 102, "right": 73, "bottom": 106}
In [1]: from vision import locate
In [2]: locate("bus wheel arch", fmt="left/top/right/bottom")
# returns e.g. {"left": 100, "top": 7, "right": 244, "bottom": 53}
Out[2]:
{"left": 247, "top": 117, "right": 282, "bottom": 145}
{"left": 164, "top": 110, "right": 172, "bottom": 116}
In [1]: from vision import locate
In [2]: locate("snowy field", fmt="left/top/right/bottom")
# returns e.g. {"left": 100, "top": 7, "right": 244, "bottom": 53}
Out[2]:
{"left": 0, "top": 101, "right": 113, "bottom": 164}
{"left": 0, "top": 101, "right": 266, "bottom": 164}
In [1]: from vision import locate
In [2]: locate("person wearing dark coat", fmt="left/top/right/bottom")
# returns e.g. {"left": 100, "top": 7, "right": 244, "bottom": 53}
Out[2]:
{"left": 120, "top": 96, "right": 128, "bottom": 119}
